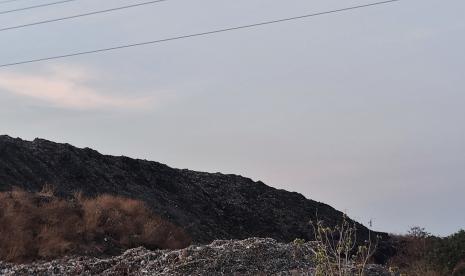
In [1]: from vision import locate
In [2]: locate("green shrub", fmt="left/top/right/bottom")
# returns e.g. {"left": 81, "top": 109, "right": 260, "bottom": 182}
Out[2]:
{"left": 427, "top": 230, "right": 465, "bottom": 273}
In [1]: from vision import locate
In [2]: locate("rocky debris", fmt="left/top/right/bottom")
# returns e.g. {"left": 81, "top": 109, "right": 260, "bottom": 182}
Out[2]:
{"left": 0, "top": 135, "right": 376, "bottom": 245}
{"left": 0, "top": 238, "right": 396, "bottom": 276}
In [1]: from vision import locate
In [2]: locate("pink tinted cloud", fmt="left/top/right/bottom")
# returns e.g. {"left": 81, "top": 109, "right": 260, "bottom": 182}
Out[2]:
{"left": 0, "top": 68, "right": 153, "bottom": 110}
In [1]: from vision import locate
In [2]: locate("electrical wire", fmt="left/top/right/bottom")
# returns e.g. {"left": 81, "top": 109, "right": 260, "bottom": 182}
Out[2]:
{"left": 0, "top": 0, "right": 34, "bottom": 5}
{"left": 0, "top": 0, "right": 171, "bottom": 32}
{"left": 0, "top": 0, "right": 402, "bottom": 68}
{"left": 0, "top": 0, "right": 78, "bottom": 15}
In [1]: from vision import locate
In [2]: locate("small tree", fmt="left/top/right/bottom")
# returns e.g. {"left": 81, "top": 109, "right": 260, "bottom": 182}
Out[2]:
{"left": 407, "top": 226, "right": 431, "bottom": 239}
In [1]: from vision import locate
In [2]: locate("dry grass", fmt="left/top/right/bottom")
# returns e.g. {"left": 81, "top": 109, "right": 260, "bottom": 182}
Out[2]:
{"left": 0, "top": 189, "right": 191, "bottom": 263}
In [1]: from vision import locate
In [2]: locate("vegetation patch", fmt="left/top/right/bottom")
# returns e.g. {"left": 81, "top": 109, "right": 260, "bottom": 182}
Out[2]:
{"left": 0, "top": 188, "right": 191, "bottom": 263}
{"left": 388, "top": 227, "right": 465, "bottom": 276}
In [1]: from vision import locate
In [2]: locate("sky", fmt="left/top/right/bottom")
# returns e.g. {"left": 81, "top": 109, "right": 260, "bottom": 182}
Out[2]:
{"left": 0, "top": 0, "right": 464, "bottom": 236}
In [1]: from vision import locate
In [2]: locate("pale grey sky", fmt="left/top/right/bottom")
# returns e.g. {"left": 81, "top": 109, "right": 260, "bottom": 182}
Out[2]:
{"left": 1, "top": 0, "right": 464, "bottom": 236}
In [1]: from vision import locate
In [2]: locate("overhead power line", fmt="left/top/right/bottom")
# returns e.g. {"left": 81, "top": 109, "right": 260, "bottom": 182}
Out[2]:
{"left": 0, "top": 0, "right": 402, "bottom": 68}
{"left": 0, "top": 0, "right": 33, "bottom": 5}
{"left": 0, "top": 0, "right": 170, "bottom": 32}
{"left": 0, "top": 0, "right": 78, "bottom": 15}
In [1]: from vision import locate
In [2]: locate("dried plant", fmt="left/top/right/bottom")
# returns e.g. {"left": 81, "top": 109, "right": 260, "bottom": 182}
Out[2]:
{"left": 310, "top": 214, "right": 377, "bottom": 276}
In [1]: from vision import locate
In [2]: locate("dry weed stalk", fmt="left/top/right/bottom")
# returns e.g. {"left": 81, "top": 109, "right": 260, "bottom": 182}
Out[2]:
{"left": 310, "top": 214, "right": 377, "bottom": 276}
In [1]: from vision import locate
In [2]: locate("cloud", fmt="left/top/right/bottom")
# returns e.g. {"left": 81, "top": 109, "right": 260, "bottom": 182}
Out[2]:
{"left": 0, "top": 66, "right": 153, "bottom": 110}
